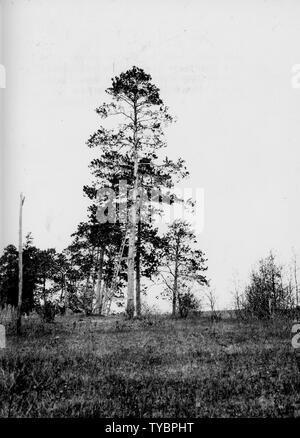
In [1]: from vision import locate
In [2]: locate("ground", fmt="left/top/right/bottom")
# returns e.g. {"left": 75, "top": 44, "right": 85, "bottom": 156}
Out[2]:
{"left": 0, "top": 313, "right": 300, "bottom": 417}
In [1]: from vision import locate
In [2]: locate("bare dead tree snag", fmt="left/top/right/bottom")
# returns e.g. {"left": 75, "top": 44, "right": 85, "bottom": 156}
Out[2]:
{"left": 17, "top": 193, "right": 25, "bottom": 335}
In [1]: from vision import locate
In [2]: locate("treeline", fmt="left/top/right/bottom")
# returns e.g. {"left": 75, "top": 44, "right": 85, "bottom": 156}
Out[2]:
{"left": 0, "top": 67, "right": 208, "bottom": 320}
{"left": 0, "top": 220, "right": 208, "bottom": 319}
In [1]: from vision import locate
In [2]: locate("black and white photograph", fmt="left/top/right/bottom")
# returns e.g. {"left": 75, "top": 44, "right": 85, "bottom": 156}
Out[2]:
{"left": 1, "top": 0, "right": 300, "bottom": 424}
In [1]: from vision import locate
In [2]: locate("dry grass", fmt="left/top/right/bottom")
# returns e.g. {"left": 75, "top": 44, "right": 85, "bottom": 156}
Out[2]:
{"left": 0, "top": 313, "right": 300, "bottom": 417}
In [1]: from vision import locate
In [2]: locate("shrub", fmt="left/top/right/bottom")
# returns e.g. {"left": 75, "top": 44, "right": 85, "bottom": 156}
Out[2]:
{"left": 178, "top": 290, "right": 199, "bottom": 318}
{"left": 35, "top": 302, "right": 57, "bottom": 323}
{"left": 244, "top": 252, "right": 294, "bottom": 319}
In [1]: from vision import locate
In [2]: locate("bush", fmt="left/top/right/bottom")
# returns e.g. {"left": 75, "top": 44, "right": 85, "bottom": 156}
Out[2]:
{"left": 243, "top": 253, "right": 294, "bottom": 319}
{"left": 178, "top": 290, "right": 199, "bottom": 318}
{"left": 35, "top": 302, "right": 57, "bottom": 323}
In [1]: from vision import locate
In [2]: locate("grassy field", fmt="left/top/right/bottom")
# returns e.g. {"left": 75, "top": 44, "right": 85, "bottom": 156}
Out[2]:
{"left": 0, "top": 313, "right": 300, "bottom": 418}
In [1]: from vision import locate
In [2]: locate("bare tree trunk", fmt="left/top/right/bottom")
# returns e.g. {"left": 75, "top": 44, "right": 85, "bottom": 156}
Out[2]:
{"left": 136, "top": 210, "right": 142, "bottom": 317}
{"left": 172, "top": 236, "right": 180, "bottom": 317}
{"left": 84, "top": 250, "right": 93, "bottom": 315}
{"left": 17, "top": 193, "right": 25, "bottom": 335}
{"left": 172, "top": 261, "right": 178, "bottom": 317}
{"left": 92, "top": 248, "right": 100, "bottom": 310}
{"left": 95, "top": 246, "right": 105, "bottom": 315}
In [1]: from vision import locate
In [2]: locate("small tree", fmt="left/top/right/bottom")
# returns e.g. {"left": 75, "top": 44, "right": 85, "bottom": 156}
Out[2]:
{"left": 231, "top": 272, "right": 246, "bottom": 319}
{"left": 205, "top": 287, "right": 222, "bottom": 322}
{"left": 159, "top": 220, "right": 207, "bottom": 317}
{"left": 244, "top": 252, "right": 292, "bottom": 318}
{"left": 178, "top": 286, "right": 200, "bottom": 318}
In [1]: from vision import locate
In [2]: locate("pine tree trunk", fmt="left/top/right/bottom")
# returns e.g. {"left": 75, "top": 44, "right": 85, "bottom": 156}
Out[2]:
{"left": 127, "top": 99, "right": 139, "bottom": 319}
{"left": 83, "top": 248, "right": 93, "bottom": 315}
{"left": 136, "top": 212, "right": 141, "bottom": 317}
{"left": 172, "top": 237, "right": 180, "bottom": 317}
{"left": 92, "top": 249, "right": 100, "bottom": 310}
{"left": 172, "top": 262, "right": 178, "bottom": 317}
{"left": 95, "top": 246, "right": 105, "bottom": 315}
{"left": 127, "top": 196, "right": 137, "bottom": 318}
{"left": 84, "top": 273, "right": 91, "bottom": 315}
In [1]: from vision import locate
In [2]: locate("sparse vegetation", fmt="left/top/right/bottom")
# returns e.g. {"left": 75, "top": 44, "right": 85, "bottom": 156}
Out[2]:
{"left": 0, "top": 313, "right": 300, "bottom": 418}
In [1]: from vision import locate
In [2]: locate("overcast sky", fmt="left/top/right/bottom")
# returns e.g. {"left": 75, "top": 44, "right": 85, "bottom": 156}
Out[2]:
{"left": 2, "top": 0, "right": 300, "bottom": 308}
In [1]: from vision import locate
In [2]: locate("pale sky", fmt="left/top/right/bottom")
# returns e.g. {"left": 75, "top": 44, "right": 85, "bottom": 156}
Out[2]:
{"left": 1, "top": 0, "right": 300, "bottom": 309}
